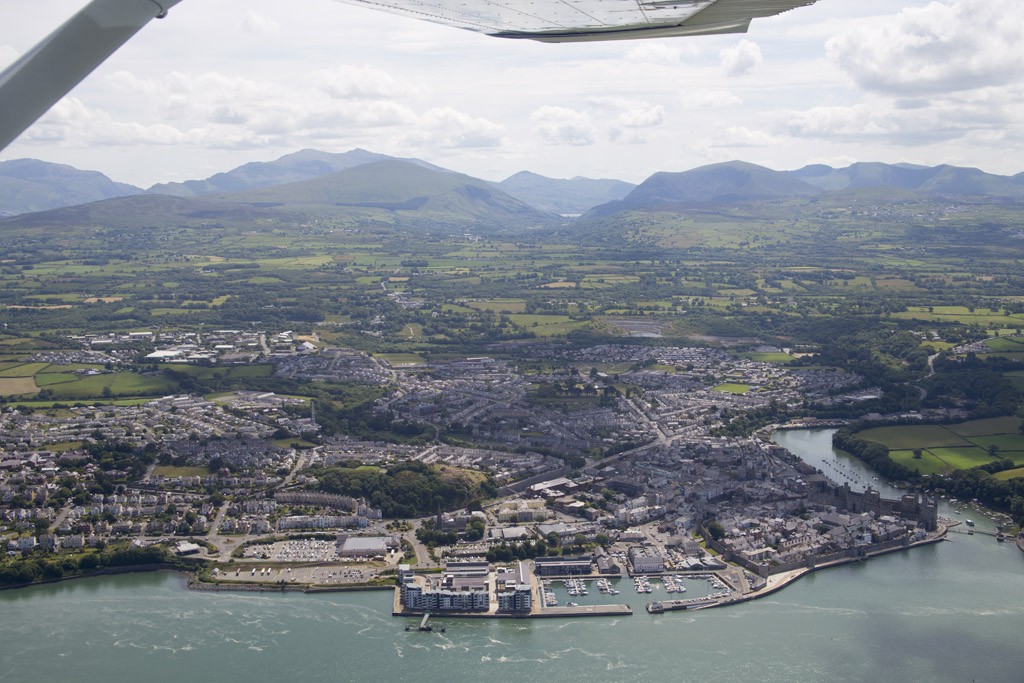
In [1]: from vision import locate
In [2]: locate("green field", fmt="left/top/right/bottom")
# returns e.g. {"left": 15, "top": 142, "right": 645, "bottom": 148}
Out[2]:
{"left": 740, "top": 352, "right": 794, "bottom": 364}
{"left": 994, "top": 467, "right": 1024, "bottom": 481}
{"left": 966, "top": 434, "right": 1024, "bottom": 452}
{"left": 34, "top": 372, "right": 79, "bottom": 386}
{"left": 376, "top": 353, "right": 425, "bottom": 366}
{"left": 857, "top": 424, "right": 970, "bottom": 449}
{"left": 926, "top": 447, "right": 994, "bottom": 469}
{"left": 713, "top": 383, "right": 750, "bottom": 395}
{"left": 465, "top": 299, "right": 527, "bottom": 313}
{"left": 983, "top": 337, "right": 1024, "bottom": 352}
{"left": 507, "top": 314, "right": 588, "bottom": 336}
{"left": 858, "top": 417, "right": 1024, "bottom": 472}
{"left": 163, "top": 364, "right": 273, "bottom": 381}
{"left": 152, "top": 465, "right": 209, "bottom": 478}
{"left": 889, "top": 449, "right": 950, "bottom": 476}
{"left": 47, "top": 372, "right": 178, "bottom": 399}
{"left": 273, "top": 438, "right": 317, "bottom": 449}
{"left": 1006, "top": 371, "right": 1024, "bottom": 391}
{"left": 0, "top": 362, "right": 49, "bottom": 377}
{"left": 946, "top": 416, "right": 1023, "bottom": 437}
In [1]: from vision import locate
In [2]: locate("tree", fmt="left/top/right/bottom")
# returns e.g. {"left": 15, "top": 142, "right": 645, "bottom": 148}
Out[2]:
{"left": 706, "top": 520, "right": 726, "bottom": 541}
{"left": 465, "top": 516, "right": 486, "bottom": 541}
{"left": 912, "top": 449, "right": 923, "bottom": 460}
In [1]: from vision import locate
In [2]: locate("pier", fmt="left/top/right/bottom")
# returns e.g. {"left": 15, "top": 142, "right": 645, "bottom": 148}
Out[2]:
{"left": 537, "top": 603, "right": 632, "bottom": 618}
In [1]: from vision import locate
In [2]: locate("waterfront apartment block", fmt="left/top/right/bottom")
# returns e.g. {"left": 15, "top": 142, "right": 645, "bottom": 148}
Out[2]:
{"left": 398, "top": 562, "right": 490, "bottom": 612}
{"left": 495, "top": 562, "right": 534, "bottom": 613}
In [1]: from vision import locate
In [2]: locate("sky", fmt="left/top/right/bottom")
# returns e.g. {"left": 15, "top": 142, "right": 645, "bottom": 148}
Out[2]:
{"left": 1, "top": 0, "right": 1022, "bottom": 188}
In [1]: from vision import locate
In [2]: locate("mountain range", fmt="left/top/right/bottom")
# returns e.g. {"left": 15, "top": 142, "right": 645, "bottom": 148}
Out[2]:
{"left": 585, "top": 160, "right": 1024, "bottom": 218}
{"left": 0, "top": 158, "right": 143, "bottom": 218}
{"left": 1, "top": 150, "right": 1022, "bottom": 223}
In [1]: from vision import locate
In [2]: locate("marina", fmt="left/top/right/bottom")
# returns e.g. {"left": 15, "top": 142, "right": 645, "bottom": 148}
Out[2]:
{"left": 2, "top": 429, "right": 1022, "bottom": 683}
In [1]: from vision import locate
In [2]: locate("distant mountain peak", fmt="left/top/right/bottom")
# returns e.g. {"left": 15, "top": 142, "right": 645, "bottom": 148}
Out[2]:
{"left": 494, "top": 171, "right": 635, "bottom": 215}
{"left": 0, "top": 158, "right": 142, "bottom": 218}
{"left": 146, "top": 148, "right": 446, "bottom": 198}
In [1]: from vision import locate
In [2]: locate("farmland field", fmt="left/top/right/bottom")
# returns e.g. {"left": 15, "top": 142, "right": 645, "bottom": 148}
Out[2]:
{"left": 926, "top": 447, "right": 995, "bottom": 469}
{"left": 857, "top": 425, "right": 971, "bottom": 449}
{"left": 0, "top": 377, "right": 38, "bottom": 396}
{"left": 152, "top": 465, "right": 210, "bottom": 478}
{"left": 376, "top": 353, "right": 425, "bottom": 366}
{"left": 946, "top": 416, "right": 1022, "bottom": 437}
{"left": 994, "top": 467, "right": 1024, "bottom": 481}
{"left": 47, "top": 372, "right": 178, "bottom": 399}
{"left": 0, "top": 362, "right": 49, "bottom": 377}
{"left": 889, "top": 449, "right": 950, "bottom": 476}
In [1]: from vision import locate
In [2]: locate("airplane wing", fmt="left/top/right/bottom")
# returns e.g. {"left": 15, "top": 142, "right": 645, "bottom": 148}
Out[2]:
{"left": 330, "top": 0, "right": 821, "bottom": 42}
{"left": 0, "top": 0, "right": 183, "bottom": 152}
{"left": 0, "top": 0, "right": 820, "bottom": 153}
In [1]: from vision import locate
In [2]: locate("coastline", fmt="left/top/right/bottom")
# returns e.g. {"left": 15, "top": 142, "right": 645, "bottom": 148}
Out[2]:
{"left": 715, "top": 527, "right": 948, "bottom": 608}
{"left": 0, "top": 563, "right": 188, "bottom": 592}
{"left": 1, "top": 529, "right": 950, "bottom": 610}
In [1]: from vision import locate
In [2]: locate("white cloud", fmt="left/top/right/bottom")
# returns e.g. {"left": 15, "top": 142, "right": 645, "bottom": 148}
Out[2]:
{"left": 720, "top": 40, "right": 763, "bottom": 77}
{"left": 614, "top": 105, "right": 664, "bottom": 129}
{"left": 680, "top": 90, "right": 743, "bottom": 109}
{"left": 623, "top": 42, "right": 700, "bottom": 66}
{"left": 240, "top": 10, "right": 280, "bottom": 34}
{"left": 716, "top": 126, "right": 783, "bottom": 148}
{"left": 827, "top": 0, "right": 1024, "bottom": 96}
{"left": 530, "top": 106, "right": 596, "bottom": 146}
{"left": 399, "top": 108, "right": 506, "bottom": 150}
{"left": 24, "top": 98, "right": 189, "bottom": 147}
{"left": 311, "top": 64, "right": 414, "bottom": 100}
{"left": 778, "top": 90, "right": 1024, "bottom": 146}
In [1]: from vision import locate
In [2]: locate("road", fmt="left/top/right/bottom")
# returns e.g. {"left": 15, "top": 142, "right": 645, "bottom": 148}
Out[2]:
{"left": 47, "top": 502, "right": 73, "bottom": 533}
{"left": 277, "top": 446, "right": 316, "bottom": 489}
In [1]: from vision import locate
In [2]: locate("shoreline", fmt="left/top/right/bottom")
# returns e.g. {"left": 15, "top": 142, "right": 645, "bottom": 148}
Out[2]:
{"left": 708, "top": 528, "right": 948, "bottom": 610}
{"left": 1, "top": 529, "right": 950, "bottom": 610}
{"left": 0, "top": 563, "right": 186, "bottom": 593}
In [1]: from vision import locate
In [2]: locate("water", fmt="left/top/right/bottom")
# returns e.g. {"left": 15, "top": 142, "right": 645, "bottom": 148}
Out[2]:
{"left": 2, "top": 429, "right": 1022, "bottom": 683}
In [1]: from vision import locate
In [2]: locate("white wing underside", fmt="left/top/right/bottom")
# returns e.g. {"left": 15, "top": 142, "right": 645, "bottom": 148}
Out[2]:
{"left": 332, "top": 0, "right": 821, "bottom": 42}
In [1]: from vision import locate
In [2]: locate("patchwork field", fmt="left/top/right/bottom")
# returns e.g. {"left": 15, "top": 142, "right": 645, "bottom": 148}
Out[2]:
{"left": 858, "top": 417, "right": 1024, "bottom": 473}
{"left": 857, "top": 424, "right": 970, "bottom": 450}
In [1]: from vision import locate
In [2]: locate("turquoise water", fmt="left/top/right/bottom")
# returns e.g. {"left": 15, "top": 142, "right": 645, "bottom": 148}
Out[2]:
{"left": 1, "top": 430, "right": 1022, "bottom": 683}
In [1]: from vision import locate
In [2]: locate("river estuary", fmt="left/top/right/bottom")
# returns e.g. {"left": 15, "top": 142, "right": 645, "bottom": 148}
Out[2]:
{"left": 2, "top": 430, "right": 1022, "bottom": 683}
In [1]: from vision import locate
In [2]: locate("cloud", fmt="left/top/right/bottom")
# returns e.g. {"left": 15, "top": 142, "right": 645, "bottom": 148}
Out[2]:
{"left": 24, "top": 98, "right": 190, "bottom": 147}
{"left": 311, "top": 64, "right": 415, "bottom": 100}
{"left": 778, "top": 89, "right": 1024, "bottom": 146}
{"left": 623, "top": 42, "right": 699, "bottom": 66}
{"left": 719, "top": 39, "right": 763, "bottom": 77}
{"left": 716, "top": 126, "right": 783, "bottom": 147}
{"left": 613, "top": 105, "right": 664, "bottom": 129}
{"left": 239, "top": 10, "right": 280, "bottom": 34}
{"left": 680, "top": 90, "right": 743, "bottom": 109}
{"left": 586, "top": 97, "right": 664, "bottom": 128}
{"left": 399, "top": 108, "right": 506, "bottom": 150}
{"left": 827, "top": 0, "right": 1024, "bottom": 96}
{"left": 530, "top": 106, "right": 596, "bottom": 146}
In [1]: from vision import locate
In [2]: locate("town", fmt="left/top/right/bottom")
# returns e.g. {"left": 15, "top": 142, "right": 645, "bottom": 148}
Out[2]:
{"left": 0, "top": 333, "right": 951, "bottom": 613}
